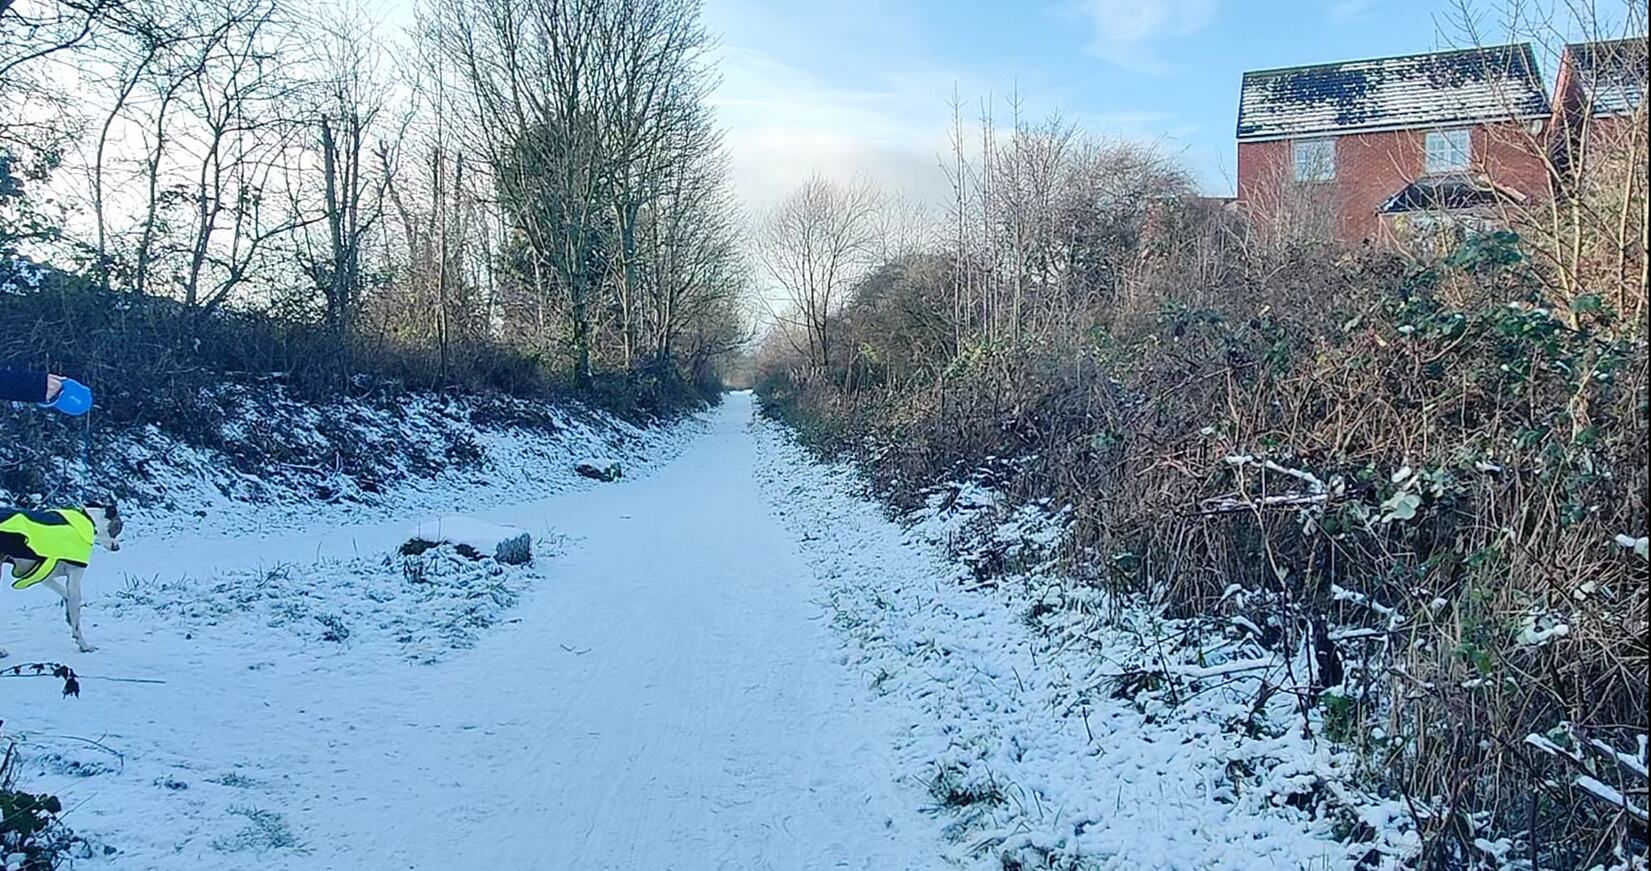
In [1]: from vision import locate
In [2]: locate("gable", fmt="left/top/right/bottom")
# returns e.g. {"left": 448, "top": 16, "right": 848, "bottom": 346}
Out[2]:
{"left": 1238, "top": 44, "right": 1551, "bottom": 141}
{"left": 1565, "top": 38, "right": 1648, "bottom": 117}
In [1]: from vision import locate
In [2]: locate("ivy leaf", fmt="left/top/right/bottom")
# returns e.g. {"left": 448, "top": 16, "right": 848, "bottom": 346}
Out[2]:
{"left": 1380, "top": 491, "right": 1421, "bottom": 523}
{"left": 1570, "top": 294, "right": 1604, "bottom": 314}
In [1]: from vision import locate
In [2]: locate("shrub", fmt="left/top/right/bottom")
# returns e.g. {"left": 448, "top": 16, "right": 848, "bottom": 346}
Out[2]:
{"left": 0, "top": 259, "right": 713, "bottom": 453}
{"left": 0, "top": 784, "right": 69, "bottom": 870}
{"left": 759, "top": 231, "right": 1649, "bottom": 864}
{"left": 1, "top": 666, "right": 88, "bottom": 868}
{"left": 494, "top": 533, "right": 533, "bottom": 566}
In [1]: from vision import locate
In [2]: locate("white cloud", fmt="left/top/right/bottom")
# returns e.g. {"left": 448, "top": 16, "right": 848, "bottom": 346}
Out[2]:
{"left": 1327, "top": 0, "right": 1376, "bottom": 21}
{"left": 709, "top": 47, "right": 958, "bottom": 220}
{"left": 1076, "top": 0, "right": 1217, "bottom": 71}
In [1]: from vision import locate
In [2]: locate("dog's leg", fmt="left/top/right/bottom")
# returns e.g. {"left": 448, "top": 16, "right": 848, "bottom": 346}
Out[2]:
{"left": 65, "top": 567, "right": 94, "bottom": 653}
{"left": 36, "top": 577, "right": 88, "bottom": 653}
{"left": 0, "top": 559, "right": 16, "bottom": 658}
{"left": 42, "top": 570, "right": 95, "bottom": 653}
{"left": 38, "top": 577, "right": 70, "bottom": 652}
{"left": 39, "top": 577, "right": 67, "bottom": 601}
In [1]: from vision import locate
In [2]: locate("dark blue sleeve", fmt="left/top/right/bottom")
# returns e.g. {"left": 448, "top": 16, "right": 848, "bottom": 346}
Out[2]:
{"left": 0, "top": 368, "right": 48, "bottom": 403}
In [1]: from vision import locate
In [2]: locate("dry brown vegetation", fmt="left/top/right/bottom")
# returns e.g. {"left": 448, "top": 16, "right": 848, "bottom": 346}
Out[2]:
{"left": 757, "top": 75, "right": 1648, "bottom": 867}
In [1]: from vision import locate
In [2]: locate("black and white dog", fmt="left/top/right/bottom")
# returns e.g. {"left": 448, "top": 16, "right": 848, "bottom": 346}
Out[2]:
{"left": 0, "top": 504, "right": 123, "bottom": 655}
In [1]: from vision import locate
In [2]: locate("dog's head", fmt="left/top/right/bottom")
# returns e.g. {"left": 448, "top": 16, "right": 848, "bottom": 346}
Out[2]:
{"left": 82, "top": 501, "right": 123, "bottom": 552}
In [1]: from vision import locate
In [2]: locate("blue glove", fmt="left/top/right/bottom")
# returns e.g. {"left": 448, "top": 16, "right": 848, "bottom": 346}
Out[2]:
{"left": 41, "top": 378, "right": 92, "bottom": 416}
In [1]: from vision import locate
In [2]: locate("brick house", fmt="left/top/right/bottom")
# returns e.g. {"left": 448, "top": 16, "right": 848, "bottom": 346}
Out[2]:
{"left": 1235, "top": 44, "right": 1553, "bottom": 242}
{"left": 1552, "top": 37, "right": 1648, "bottom": 172}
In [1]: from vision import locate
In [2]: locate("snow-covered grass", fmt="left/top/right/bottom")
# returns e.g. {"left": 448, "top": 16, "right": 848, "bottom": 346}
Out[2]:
{"left": 1, "top": 398, "right": 708, "bottom": 869}
{"left": 17, "top": 392, "right": 1605, "bottom": 870}
{"left": 121, "top": 391, "right": 697, "bottom": 540}
{"left": 750, "top": 412, "right": 1413, "bottom": 870}
{"left": 108, "top": 540, "right": 543, "bottom": 665}
{"left": 8, "top": 382, "right": 701, "bottom": 543}
{"left": 2, "top": 534, "right": 553, "bottom": 865}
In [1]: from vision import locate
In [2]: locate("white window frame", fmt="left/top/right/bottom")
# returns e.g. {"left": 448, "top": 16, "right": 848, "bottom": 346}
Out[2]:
{"left": 1424, "top": 128, "right": 1473, "bottom": 174}
{"left": 1292, "top": 138, "right": 1336, "bottom": 182}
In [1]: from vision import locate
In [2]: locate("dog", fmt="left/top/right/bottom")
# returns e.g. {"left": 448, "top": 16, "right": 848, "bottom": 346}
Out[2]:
{"left": 0, "top": 503, "right": 122, "bottom": 655}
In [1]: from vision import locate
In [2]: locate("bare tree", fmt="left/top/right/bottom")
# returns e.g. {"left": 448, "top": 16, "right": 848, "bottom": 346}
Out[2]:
{"left": 597, "top": 0, "right": 714, "bottom": 368}
{"left": 0, "top": 0, "right": 118, "bottom": 81}
{"left": 125, "top": 8, "right": 236, "bottom": 295}
{"left": 758, "top": 174, "right": 880, "bottom": 380}
{"left": 304, "top": 0, "right": 397, "bottom": 357}
{"left": 2, "top": 0, "right": 124, "bottom": 250}
{"left": 638, "top": 112, "right": 743, "bottom": 367}
{"left": 86, "top": 2, "right": 178, "bottom": 286}
{"left": 172, "top": 0, "right": 313, "bottom": 312}
{"left": 429, "top": 0, "right": 609, "bottom": 388}
{"left": 7, "top": 0, "right": 747, "bottom": 396}
{"left": 425, "top": 0, "right": 740, "bottom": 390}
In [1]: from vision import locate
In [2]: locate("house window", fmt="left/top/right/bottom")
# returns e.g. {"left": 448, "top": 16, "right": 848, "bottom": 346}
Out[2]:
{"left": 1292, "top": 138, "right": 1336, "bottom": 182}
{"left": 1425, "top": 129, "right": 1472, "bottom": 174}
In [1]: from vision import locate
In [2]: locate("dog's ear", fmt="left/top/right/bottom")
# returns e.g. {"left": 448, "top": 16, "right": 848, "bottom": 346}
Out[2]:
{"left": 84, "top": 501, "right": 125, "bottom": 539}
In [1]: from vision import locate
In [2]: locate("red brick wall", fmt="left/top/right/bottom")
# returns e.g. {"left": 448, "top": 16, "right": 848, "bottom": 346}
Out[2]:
{"left": 1235, "top": 139, "right": 1291, "bottom": 205}
{"left": 1238, "top": 122, "right": 1551, "bottom": 241}
{"left": 1554, "top": 52, "right": 1586, "bottom": 123}
{"left": 1478, "top": 121, "right": 1551, "bottom": 199}
{"left": 1583, "top": 115, "right": 1635, "bottom": 148}
{"left": 1549, "top": 49, "right": 1640, "bottom": 173}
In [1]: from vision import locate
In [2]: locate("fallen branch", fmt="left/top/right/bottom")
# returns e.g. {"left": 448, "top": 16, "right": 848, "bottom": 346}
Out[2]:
{"left": 1194, "top": 492, "right": 1328, "bottom": 515}
{"left": 1167, "top": 657, "right": 1277, "bottom": 679}
{"left": 0, "top": 662, "right": 80, "bottom": 697}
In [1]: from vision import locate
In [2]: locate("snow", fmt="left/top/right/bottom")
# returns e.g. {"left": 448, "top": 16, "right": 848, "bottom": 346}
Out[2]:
{"left": 1588, "top": 737, "right": 1650, "bottom": 780}
{"left": 5, "top": 392, "right": 1399, "bottom": 869}
{"left": 1615, "top": 533, "right": 1649, "bottom": 560}
{"left": 4, "top": 394, "right": 935, "bottom": 869}
{"left": 1573, "top": 776, "right": 1650, "bottom": 823}
{"left": 750, "top": 406, "right": 1408, "bottom": 868}
{"left": 1517, "top": 618, "right": 1571, "bottom": 646}
{"left": 106, "top": 542, "right": 539, "bottom": 665}
{"left": 69, "top": 386, "right": 697, "bottom": 542}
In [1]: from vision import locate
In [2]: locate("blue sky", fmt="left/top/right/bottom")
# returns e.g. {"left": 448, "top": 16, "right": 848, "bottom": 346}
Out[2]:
{"left": 702, "top": 0, "right": 1628, "bottom": 213}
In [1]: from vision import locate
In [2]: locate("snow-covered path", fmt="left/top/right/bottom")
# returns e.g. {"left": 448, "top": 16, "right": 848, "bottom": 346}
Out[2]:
{"left": 12, "top": 391, "right": 1360, "bottom": 870}
{"left": 289, "top": 394, "right": 940, "bottom": 869}
{"left": 12, "top": 394, "right": 941, "bottom": 870}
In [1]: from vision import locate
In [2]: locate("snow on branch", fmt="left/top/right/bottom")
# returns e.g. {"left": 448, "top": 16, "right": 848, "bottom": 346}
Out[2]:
{"left": 1573, "top": 775, "right": 1649, "bottom": 824}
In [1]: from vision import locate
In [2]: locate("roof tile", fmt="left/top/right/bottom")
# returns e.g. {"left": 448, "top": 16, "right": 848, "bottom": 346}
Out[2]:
{"left": 1566, "top": 37, "right": 1647, "bottom": 117}
{"left": 1238, "top": 44, "right": 1551, "bottom": 141}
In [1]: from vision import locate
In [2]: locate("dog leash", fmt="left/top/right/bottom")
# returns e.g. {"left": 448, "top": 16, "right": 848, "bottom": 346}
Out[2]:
{"left": 78, "top": 411, "right": 93, "bottom": 503}
{"left": 46, "top": 409, "right": 94, "bottom": 505}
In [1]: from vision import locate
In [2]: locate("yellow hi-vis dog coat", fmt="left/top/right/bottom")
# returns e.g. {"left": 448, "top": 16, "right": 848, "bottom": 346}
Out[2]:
{"left": 0, "top": 509, "right": 94, "bottom": 589}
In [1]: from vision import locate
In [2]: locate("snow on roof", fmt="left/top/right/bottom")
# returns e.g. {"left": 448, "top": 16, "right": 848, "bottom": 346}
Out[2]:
{"left": 1565, "top": 37, "right": 1647, "bottom": 117}
{"left": 1238, "top": 44, "right": 1552, "bottom": 141}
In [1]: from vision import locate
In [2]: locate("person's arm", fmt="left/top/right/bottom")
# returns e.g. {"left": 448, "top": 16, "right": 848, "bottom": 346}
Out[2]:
{"left": 0, "top": 368, "right": 50, "bottom": 403}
